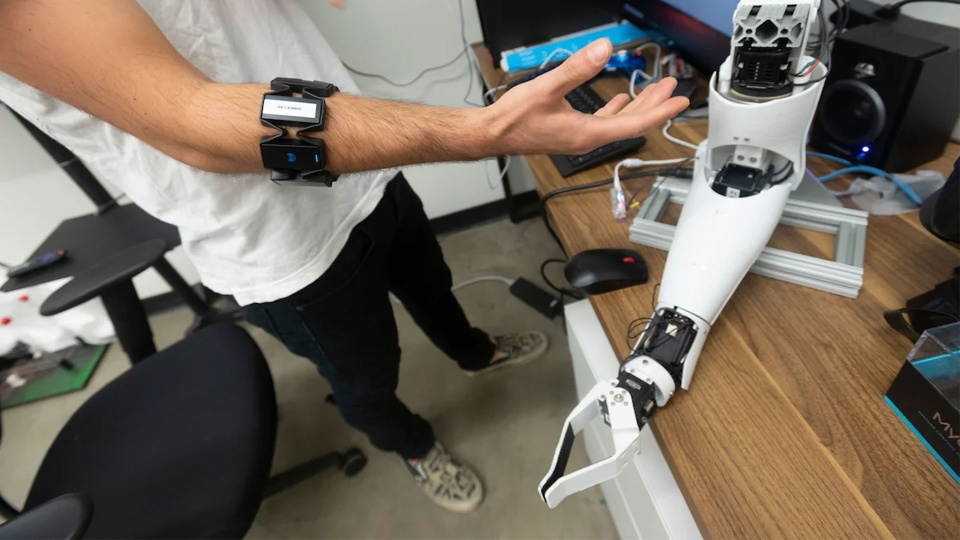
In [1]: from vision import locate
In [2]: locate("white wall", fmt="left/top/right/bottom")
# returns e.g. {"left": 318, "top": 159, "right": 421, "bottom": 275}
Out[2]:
{"left": 295, "top": 0, "right": 535, "bottom": 216}
{"left": 0, "top": 106, "right": 199, "bottom": 299}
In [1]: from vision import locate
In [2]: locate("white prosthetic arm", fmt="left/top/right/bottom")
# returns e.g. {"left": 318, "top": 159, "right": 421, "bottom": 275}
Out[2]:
{"left": 540, "top": 0, "right": 829, "bottom": 508}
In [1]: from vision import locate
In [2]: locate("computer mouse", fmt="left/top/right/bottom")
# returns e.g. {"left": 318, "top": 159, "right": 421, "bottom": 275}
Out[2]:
{"left": 564, "top": 249, "right": 648, "bottom": 295}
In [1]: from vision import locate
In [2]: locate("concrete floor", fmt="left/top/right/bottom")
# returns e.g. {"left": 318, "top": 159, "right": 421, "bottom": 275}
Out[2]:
{"left": 0, "top": 217, "right": 618, "bottom": 539}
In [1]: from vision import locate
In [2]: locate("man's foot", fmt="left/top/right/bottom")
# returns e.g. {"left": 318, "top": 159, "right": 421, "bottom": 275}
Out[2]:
{"left": 462, "top": 331, "right": 549, "bottom": 377}
{"left": 404, "top": 442, "right": 483, "bottom": 513}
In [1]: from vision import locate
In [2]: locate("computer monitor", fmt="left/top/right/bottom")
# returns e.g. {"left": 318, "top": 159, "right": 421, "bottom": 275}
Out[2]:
{"left": 477, "top": 0, "right": 622, "bottom": 64}
{"left": 622, "top": 0, "right": 740, "bottom": 75}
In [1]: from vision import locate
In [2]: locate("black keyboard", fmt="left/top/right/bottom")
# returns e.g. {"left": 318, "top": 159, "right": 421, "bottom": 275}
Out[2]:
{"left": 550, "top": 85, "right": 646, "bottom": 177}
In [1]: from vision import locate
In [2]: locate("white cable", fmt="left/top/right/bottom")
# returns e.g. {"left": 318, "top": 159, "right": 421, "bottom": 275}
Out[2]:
{"left": 662, "top": 119, "right": 699, "bottom": 151}
{"left": 487, "top": 155, "right": 511, "bottom": 190}
{"left": 451, "top": 275, "right": 517, "bottom": 292}
{"left": 629, "top": 70, "right": 641, "bottom": 99}
{"left": 483, "top": 84, "right": 509, "bottom": 102}
{"left": 612, "top": 157, "right": 689, "bottom": 220}
{"left": 614, "top": 157, "right": 690, "bottom": 192}
{"left": 389, "top": 275, "right": 516, "bottom": 305}
{"left": 538, "top": 48, "right": 574, "bottom": 71}
{"left": 636, "top": 43, "right": 662, "bottom": 76}
{"left": 629, "top": 43, "right": 662, "bottom": 98}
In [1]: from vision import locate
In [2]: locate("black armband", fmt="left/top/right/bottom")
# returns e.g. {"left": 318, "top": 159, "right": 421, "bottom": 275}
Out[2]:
{"left": 260, "top": 77, "right": 340, "bottom": 187}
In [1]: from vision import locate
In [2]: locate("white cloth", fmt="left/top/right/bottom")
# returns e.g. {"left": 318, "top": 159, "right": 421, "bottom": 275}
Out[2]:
{"left": 0, "top": 0, "right": 393, "bottom": 305}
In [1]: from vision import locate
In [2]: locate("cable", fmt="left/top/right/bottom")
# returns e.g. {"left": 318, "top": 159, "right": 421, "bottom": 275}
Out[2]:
{"left": 343, "top": 49, "right": 467, "bottom": 88}
{"left": 458, "top": 0, "right": 485, "bottom": 108}
{"left": 792, "top": 0, "right": 846, "bottom": 86}
{"left": 391, "top": 274, "right": 516, "bottom": 304}
{"left": 613, "top": 158, "right": 691, "bottom": 218}
{"left": 483, "top": 84, "right": 509, "bottom": 102}
{"left": 540, "top": 167, "right": 694, "bottom": 250}
{"left": 625, "top": 173, "right": 669, "bottom": 212}
{"left": 340, "top": 0, "right": 473, "bottom": 90}
{"left": 487, "top": 155, "right": 511, "bottom": 190}
{"left": 791, "top": 0, "right": 837, "bottom": 77}
{"left": 450, "top": 275, "right": 516, "bottom": 292}
{"left": 793, "top": 59, "right": 820, "bottom": 77}
{"left": 540, "top": 259, "right": 583, "bottom": 300}
{"left": 806, "top": 151, "right": 921, "bottom": 203}
{"left": 768, "top": 162, "right": 795, "bottom": 185}
{"left": 876, "top": 0, "right": 959, "bottom": 18}
{"left": 816, "top": 165, "right": 923, "bottom": 204}
{"left": 629, "top": 70, "right": 642, "bottom": 99}
{"left": 539, "top": 48, "right": 575, "bottom": 72}
{"left": 625, "top": 283, "right": 662, "bottom": 356}
{"left": 637, "top": 43, "right": 662, "bottom": 78}
{"left": 807, "top": 151, "right": 852, "bottom": 166}
{"left": 0, "top": 261, "right": 11, "bottom": 270}
{"left": 628, "top": 43, "right": 662, "bottom": 98}
{"left": 614, "top": 158, "right": 690, "bottom": 194}
{"left": 662, "top": 119, "right": 699, "bottom": 151}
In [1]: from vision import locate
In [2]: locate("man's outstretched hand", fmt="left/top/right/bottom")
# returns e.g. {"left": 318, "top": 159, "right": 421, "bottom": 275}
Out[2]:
{"left": 486, "top": 38, "right": 690, "bottom": 156}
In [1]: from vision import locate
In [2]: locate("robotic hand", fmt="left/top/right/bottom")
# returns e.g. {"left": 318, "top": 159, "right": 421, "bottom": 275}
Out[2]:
{"left": 540, "top": 0, "right": 830, "bottom": 508}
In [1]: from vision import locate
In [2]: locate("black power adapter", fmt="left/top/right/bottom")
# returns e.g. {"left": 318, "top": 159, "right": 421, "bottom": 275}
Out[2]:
{"left": 510, "top": 277, "right": 564, "bottom": 320}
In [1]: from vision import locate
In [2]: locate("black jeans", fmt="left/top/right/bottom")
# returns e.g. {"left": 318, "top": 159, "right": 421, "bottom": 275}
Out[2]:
{"left": 241, "top": 174, "right": 495, "bottom": 460}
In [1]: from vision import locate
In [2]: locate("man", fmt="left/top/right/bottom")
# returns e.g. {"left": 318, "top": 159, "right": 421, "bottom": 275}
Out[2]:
{"left": 0, "top": 0, "right": 688, "bottom": 512}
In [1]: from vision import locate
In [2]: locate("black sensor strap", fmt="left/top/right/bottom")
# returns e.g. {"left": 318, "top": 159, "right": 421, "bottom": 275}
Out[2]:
{"left": 260, "top": 77, "right": 340, "bottom": 187}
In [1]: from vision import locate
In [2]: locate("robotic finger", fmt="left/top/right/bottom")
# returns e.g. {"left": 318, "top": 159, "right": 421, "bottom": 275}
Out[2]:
{"left": 539, "top": 355, "right": 675, "bottom": 508}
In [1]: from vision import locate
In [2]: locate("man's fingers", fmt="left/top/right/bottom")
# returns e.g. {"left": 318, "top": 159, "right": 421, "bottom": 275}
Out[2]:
{"left": 622, "top": 77, "right": 680, "bottom": 115}
{"left": 583, "top": 96, "right": 690, "bottom": 145}
{"left": 595, "top": 93, "right": 631, "bottom": 117}
{"left": 533, "top": 39, "right": 612, "bottom": 97}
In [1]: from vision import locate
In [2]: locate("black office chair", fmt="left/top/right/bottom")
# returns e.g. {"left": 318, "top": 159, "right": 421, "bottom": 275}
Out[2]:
{"left": 0, "top": 323, "right": 366, "bottom": 538}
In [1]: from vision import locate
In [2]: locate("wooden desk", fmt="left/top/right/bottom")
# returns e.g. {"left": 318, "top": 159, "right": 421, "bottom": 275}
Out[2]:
{"left": 473, "top": 43, "right": 960, "bottom": 538}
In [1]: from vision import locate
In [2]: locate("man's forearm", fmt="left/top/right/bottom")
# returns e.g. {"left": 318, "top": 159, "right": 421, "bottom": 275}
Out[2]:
{"left": 321, "top": 92, "right": 496, "bottom": 174}
{"left": 185, "top": 83, "right": 496, "bottom": 176}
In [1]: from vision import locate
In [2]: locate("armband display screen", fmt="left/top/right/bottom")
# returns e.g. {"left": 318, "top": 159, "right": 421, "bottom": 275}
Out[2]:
{"left": 261, "top": 96, "right": 324, "bottom": 124}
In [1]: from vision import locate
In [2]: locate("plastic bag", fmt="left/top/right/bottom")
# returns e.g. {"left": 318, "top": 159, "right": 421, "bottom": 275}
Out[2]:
{"left": 0, "top": 280, "right": 115, "bottom": 355}
{"left": 830, "top": 170, "right": 946, "bottom": 215}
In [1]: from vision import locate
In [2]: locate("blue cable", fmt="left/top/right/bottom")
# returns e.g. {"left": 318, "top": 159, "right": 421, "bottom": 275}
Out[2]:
{"left": 806, "top": 151, "right": 852, "bottom": 167}
{"left": 806, "top": 152, "right": 923, "bottom": 205}
{"left": 817, "top": 165, "right": 889, "bottom": 183}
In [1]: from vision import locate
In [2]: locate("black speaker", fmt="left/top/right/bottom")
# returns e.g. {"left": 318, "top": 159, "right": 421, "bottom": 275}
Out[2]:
{"left": 809, "top": 21, "right": 960, "bottom": 173}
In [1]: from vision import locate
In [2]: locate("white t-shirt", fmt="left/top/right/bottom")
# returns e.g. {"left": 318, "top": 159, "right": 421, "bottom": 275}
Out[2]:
{"left": 0, "top": 0, "right": 394, "bottom": 306}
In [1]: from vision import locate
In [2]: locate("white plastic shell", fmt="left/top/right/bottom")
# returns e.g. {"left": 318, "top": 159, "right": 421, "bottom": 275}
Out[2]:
{"left": 656, "top": 61, "right": 827, "bottom": 389}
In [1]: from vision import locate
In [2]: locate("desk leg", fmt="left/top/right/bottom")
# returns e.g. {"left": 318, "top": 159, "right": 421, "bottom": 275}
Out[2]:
{"left": 101, "top": 281, "right": 156, "bottom": 364}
